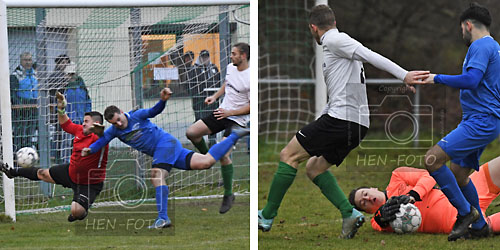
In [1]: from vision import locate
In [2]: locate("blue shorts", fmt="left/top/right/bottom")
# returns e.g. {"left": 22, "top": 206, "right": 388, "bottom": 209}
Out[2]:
{"left": 152, "top": 133, "right": 194, "bottom": 172}
{"left": 437, "top": 113, "right": 500, "bottom": 171}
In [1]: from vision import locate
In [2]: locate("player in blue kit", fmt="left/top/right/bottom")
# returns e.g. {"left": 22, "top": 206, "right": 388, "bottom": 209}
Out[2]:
{"left": 408, "top": 2, "right": 500, "bottom": 241}
{"left": 81, "top": 87, "right": 249, "bottom": 229}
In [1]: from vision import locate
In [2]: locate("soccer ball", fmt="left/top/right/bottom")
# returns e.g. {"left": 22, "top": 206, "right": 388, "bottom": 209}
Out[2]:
{"left": 389, "top": 203, "right": 422, "bottom": 234}
{"left": 16, "top": 147, "right": 39, "bottom": 168}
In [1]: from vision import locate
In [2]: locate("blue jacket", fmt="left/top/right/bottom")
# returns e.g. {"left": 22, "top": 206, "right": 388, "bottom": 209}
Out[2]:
{"left": 65, "top": 75, "right": 91, "bottom": 124}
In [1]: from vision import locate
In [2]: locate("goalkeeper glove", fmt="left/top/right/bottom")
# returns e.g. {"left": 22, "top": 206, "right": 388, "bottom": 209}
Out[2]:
{"left": 55, "top": 91, "right": 67, "bottom": 114}
{"left": 374, "top": 197, "right": 401, "bottom": 228}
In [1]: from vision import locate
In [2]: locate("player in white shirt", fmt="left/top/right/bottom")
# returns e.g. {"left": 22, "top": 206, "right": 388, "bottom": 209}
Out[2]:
{"left": 258, "top": 5, "right": 429, "bottom": 239}
{"left": 186, "top": 43, "right": 250, "bottom": 214}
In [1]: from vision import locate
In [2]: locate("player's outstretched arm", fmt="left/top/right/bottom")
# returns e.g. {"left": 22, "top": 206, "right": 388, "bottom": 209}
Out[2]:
{"left": 205, "top": 82, "right": 226, "bottom": 105}
{"left": 82, "top": 127, "right": 115, "bottom": 156}
{"left": 137, "top": 87, "right": 172, "bottom": 119}
{"left": 414, "top": 68, "right": 484, "bottom": 89}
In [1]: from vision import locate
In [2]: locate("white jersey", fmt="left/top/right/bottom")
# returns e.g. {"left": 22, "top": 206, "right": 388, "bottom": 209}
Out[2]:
{"left": 320, "top": 28, "right": 407, "bottom": 128}
{"left": 220, "top": 63, "right": 250, "bottom": 126}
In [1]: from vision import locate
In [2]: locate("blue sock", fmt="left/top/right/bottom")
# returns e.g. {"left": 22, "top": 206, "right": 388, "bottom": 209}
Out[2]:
{"left": 430, "top": 165, "right": 471, "bottom": 216}
{"left": 208, "top": 133, "right": 239, "bottom": 161}
{"left": 461, "top": 180, "right": 486, "bottom": 229}
{"left": 155, "top": 185, "right": 169, "bottom": 220}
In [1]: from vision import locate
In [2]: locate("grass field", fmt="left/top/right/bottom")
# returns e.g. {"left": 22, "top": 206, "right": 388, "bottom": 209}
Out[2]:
{"left": 258, "top": 138, "right": 500, "bottom": 249}
{"left": 0, "top": 196, "right": 249, "bottom": 249}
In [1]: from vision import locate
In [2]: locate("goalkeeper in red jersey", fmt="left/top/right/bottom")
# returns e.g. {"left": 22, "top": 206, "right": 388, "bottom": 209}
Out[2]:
{"left": 1, "top": 92, "right": 108, "bottom": 222}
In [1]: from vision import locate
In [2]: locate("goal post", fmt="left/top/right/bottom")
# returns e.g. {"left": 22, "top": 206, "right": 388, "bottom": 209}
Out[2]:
{"left": 1, "top": 0, "right": 249, "bottom": 219}
{"left": 0, "top": 0, "right": 16, "bottom": 222}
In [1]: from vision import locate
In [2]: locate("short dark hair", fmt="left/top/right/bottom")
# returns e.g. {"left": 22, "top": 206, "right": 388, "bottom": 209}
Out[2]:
{"left": 84, "top": 111, "right": 104, "bottom": 124}
{"left": 309, "top": 4, "right": 335, "bottom": 30}
{"left": 104, "top": 105, "right": 121, "bottom": 121}
{"left": 55, "top": 54, "right": 70, "bottom": 64}
{"left": 348, "top": 186, "right": 369, "bottom": 212}
{"left": 460, "top": 2, "right": 491, "bottom": 28}
{"left": 233, "top": 42, "right": 250, "bottom": 60}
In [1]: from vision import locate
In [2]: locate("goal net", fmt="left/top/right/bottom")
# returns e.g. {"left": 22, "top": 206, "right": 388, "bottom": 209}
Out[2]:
{"left": 1, "top": 3, "right": 249, "bottom": 214}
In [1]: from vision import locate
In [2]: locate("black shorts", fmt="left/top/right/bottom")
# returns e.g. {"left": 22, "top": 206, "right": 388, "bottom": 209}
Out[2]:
{"left": 201, "top": 113, "right": 241, "bottom": 137}
{"left": 296, "top": 114, "right": 368, "bottom": 166}
{"left": 49, "top": 164, "right": 103, "bottom": 211}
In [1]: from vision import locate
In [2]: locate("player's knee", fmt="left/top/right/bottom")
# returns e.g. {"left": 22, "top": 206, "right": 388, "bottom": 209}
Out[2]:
{"left": 220, "top": 156, "right": 231, "bottom": 166}
{"left": 151, "top": 168, "right": 167, "bottom": 180}
{"left": 72, "top": 204, "right": 87, "bottom": 219}
{"left": 424, "top": 151, "right": 440, "bottom": 172}
{"left": 185, "top": 127, "right": 199, "bottom": 141}
{"left": 37, "top": 169, "right": 49, "bottom": 181}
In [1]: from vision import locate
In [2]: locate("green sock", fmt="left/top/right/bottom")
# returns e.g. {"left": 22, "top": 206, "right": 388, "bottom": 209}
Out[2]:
{"left": 193, "top": 137, "right": 209, "bottom": 154}
{"left": 312, "top": 171, "right": 353, "bottom": 218}
{"left": 221, "top": 164, "right": 233, "bottom": 196}
{"left": 262, "top": 162, "right": 297, "bottom": 219}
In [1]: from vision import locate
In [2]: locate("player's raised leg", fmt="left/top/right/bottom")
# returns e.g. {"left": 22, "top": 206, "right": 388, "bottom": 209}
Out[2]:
{"left": 0, "top": 162, "right": 55, "bottom": 183}
{"left": 189, "top": 126, "right": 249, "bottom": 170}
{"left": 306, "top": 156, "right": 364, "bottom": 239}
{"left": 259, "top": 136, "right": 310, "bottom": 232}
{"left": 186, "top": 119, "right": 212, "bottom": 154}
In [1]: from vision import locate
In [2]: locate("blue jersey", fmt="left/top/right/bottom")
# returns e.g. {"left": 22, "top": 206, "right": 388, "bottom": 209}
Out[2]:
{"left": 460, "top": 36, "right": 500, "bottom": 118}
{"left": 89, "top": 100, "right": 168, "bottom": 156}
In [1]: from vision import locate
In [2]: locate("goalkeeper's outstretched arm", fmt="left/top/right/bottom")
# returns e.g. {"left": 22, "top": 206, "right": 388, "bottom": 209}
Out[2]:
{"left": 56, "top": 91, "right": 69, "bottom": 125}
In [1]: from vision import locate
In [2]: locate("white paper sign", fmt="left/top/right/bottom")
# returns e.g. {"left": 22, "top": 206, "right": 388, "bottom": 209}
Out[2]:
{"left": 154, "top": 67, "right": 179, "bottom": 80}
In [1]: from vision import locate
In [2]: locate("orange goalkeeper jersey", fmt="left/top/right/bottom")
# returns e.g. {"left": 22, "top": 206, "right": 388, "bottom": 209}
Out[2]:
{"left": 371, "top": 167, "right": 457, "bottom": 233}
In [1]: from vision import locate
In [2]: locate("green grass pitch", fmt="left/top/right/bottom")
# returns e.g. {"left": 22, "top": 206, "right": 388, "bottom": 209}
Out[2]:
{"left": 0, "top": 197, "right": 249, "bottom": 249}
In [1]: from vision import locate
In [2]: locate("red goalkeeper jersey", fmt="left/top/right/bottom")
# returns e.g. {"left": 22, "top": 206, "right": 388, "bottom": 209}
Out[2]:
{"left": 61, "top": 119, "right": 108, "bottom": 185}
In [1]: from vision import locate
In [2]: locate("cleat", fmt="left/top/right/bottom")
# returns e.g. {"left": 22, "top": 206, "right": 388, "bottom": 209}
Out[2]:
{"left": 147, "top": 218, "right": 172, "bottom": 229}
{"left": 0, "top": 162, "right": 14, "bottom": 179}
{"left": 448, "top": 206, "right": 480, "bottom": 241}
{"left": 258, "top": 210, "right": 274, "bottom": 232}
{"left": 68, "top": 211, "right": 88, "bottom": 222}
{"left": 231, "top": 126, "right": 250, "bottom": 138}
{"left": 219, "top": 194, "right": 235, "bottom": 214}
{"left": 468, "top": 223, "right": 490, "bottom": 239}
{"left": 340, "top": 208, "right": 365, "bottom": 239}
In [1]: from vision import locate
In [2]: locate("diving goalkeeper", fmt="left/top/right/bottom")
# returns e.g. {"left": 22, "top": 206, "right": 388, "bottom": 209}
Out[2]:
{"left": 1, "top": 92, "right": 108, "bottom": 222}
{"left": 349, "top": 156, "right": 500, "bottom": 238}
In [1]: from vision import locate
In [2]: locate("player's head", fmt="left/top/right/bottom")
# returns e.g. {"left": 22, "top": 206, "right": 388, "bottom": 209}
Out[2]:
{"left": 309, "top": 4, "right": 336, "bottom": 45}
{"left": 349, "top": 186, "right": 386, "bottom": 214}
{"left": 459, "top": 2, "right": 491, "bottom": 46}
{"left": 83, "top": 111, "right": 104, "bottom": 135}
{"left": 231, "top": 43, "right": 250, "bottom": 67}
{"left": 20, "top": 52, "right": 33, "bottom": 70}
{"left": 104, "top": 105, "right": 128, "bottom": 130}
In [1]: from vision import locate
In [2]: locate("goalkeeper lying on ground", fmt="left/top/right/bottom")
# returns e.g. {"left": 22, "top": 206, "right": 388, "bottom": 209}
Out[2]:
{"left": 349, "top": 156, "right": 500, "bottom": 238}
{"left": 1, "top": 92, "right": 108, "bottom": 222}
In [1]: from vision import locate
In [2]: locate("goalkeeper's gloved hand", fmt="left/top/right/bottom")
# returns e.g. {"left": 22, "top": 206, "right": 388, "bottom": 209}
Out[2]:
{"left": 391, "top": 195, "right": 414, "bottom": 205}
{"left": 55, "top": 91, "right": 67, "bottom": 113}
{"left": 374, "top": 197, "right": 401, "bottom": 228}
